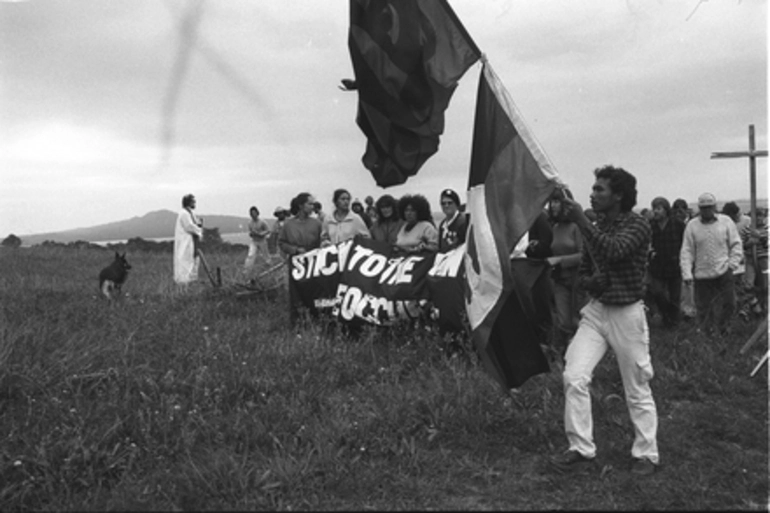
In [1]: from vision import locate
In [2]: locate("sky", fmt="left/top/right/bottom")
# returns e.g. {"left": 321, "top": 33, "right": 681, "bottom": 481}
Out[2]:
{"left": 1, "top": 0, "right": 767, "bottom": 237}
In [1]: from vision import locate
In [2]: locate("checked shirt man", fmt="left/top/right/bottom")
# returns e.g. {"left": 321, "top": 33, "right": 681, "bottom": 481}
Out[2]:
{"left": 552, "top": 165, "right": 659, "bottom": 476}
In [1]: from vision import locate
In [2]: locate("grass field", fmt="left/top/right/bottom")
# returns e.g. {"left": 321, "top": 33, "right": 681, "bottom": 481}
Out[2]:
{"left": 0, "top": 246, "right": 767, "bottom": 510}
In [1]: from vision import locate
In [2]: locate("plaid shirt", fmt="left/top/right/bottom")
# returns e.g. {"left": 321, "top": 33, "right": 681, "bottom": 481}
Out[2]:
{"left": 649, "top": 217, "right": 685, "bottom": 279}
{"left": 579, "top": 210, "right": 651, "bottom": 305}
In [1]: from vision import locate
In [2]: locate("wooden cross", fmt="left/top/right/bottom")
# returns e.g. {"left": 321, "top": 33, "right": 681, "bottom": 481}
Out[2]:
{"left": 711, "top": 124, "right": 768, "bottom": 227}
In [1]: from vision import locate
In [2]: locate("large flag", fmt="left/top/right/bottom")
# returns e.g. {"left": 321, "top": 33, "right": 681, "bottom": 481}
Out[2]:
{"left": 348, "top": 0, "right": 480, "bottom": 187}
{"left": 464, "top": 61, "right": 560, "bottom": 390}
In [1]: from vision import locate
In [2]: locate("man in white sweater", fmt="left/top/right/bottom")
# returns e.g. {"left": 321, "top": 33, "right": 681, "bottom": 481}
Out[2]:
{"left": 680, "top": 193, "right": 743, "bottom": 336}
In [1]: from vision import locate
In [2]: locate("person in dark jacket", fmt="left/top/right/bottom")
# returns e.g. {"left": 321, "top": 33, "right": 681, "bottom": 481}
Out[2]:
{"left": 437, "top": 188, "right": 468, "bottom": 252}
{"left": 647, "top": 196, "right": 685, "bottom": 328}
{"left": 369, "top": 194, "right": 404, "bottom": 246}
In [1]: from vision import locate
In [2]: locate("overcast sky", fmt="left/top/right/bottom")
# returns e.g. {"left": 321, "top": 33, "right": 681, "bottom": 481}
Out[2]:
{"left": 1, "top": 0, "right": 767, "bottom": 237}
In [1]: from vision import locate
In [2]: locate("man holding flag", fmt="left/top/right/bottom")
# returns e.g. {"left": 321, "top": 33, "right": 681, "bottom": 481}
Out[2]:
{"left": 552, "top": 165, "right": 659, "bottom": 476}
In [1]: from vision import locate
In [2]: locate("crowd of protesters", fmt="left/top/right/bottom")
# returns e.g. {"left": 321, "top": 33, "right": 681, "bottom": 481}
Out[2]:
{"left": 540, "top": 188, "right": 768, "bottom": 352}
{"left": 272, "top": 188, "right": 465, "bottom": 260}
{"left": 177, "top": 183, "right": 766, "bottom": 339}
{"left": 256, "top": 184, "right": 767, "bottom": 338}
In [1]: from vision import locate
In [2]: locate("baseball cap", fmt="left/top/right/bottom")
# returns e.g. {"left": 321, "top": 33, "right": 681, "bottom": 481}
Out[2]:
{"left": 440, "top": 188, "right": 461, "bottom": 207}
{"left": 697, "top": 193, "right": 717, "bottom": 208}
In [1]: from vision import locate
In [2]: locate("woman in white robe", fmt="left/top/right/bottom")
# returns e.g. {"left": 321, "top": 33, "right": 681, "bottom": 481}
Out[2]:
{"left": 174, "top": 194, "right": 204, "bottom": 284}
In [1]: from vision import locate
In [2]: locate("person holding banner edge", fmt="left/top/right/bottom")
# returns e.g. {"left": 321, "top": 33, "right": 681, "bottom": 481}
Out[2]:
{"left": 320, "top": 188, "right": 371, "bottom": 247}
{"left": 551, "top": 165, "right": 659, "bottom": 476}
{"left": 394, "top": 194, "right": 439, "bottom": 254}
{"left": 279, "top": 192, "right": 323, "bottom": 325}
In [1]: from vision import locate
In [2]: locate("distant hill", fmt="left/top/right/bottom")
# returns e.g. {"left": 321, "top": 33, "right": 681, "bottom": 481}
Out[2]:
{"left": 19, "top": 210, "right": 255, "bottom": 246}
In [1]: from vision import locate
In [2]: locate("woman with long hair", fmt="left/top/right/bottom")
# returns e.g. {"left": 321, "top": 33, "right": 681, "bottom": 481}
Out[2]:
{"left": 369, "top": 194, "right": 404, "bottom": 246}
{"left": 279, "top": 192, "right": 322, "bottom": 256}
{"left": 393, "top": 194, "right": 438, "bottom": 254}
{"left": 279, "top": 192, "right": 323, "bottom": 324}
{"left": 547, "top": 188, "right": 585, "bottom": 352}
{"left": 320, "top": 188, "right": 371, "bottom": 247}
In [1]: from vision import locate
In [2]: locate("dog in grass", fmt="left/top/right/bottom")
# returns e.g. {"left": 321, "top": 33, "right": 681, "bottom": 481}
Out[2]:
{"left": 99, "top": 252, "right": 132, "bottom": 300}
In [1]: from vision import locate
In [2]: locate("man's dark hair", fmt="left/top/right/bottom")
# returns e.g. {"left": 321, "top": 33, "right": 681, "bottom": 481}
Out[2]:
{"left": 651, "top": 197, "right": 670, "bottom": 216}
{"left": 722, "top": 201, "right": 740, "bottom": 217}
{"left": 182, "top": 194, "right": 195, "bottom": 208}
{"left": 672, "top": 198, "right": 688, "bottom": 211}
{"left": 594, "top": 165, "right": 637, "bottom": 212}
{"left": 249, "top": 206, "right": 260, "bottom": 216}
{"left": 397, "top": 194, "right": 434, "bottom": 224}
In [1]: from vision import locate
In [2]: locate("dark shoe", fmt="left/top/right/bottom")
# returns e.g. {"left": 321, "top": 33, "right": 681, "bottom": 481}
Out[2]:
{"left": 550, "top": 450, "right": 594, "bottom": 472}
{"left": 631, "top": 457, "right": 657, "bottom": 476}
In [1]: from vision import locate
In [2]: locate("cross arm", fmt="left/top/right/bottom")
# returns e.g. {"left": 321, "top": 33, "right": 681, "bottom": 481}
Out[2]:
{"left": 711, "top": 150, "right": 768, "bottom": 159}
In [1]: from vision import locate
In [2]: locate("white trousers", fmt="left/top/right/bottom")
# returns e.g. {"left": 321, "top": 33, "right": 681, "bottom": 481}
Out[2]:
{"left": 244, "top": 239, "right": 268, "bottom": 269}
{"left": 563, "top": 299, "right": 659, "bottom": 463}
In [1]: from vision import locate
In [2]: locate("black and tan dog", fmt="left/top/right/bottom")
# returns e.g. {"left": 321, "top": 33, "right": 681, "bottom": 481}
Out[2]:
{"left": 99, "top": 252, "right": 131, "bottom": 300}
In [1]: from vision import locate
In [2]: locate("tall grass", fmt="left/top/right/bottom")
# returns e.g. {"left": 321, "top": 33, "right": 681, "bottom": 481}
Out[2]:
{"left": 0, "top": 246, "right": 767, "bottom": 510}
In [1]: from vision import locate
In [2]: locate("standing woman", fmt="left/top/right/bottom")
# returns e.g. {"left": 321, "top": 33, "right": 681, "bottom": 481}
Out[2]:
{"left": 647, "top": 196, "right": 685, "bottom": 328}
{"left": 547, "top": 188, "right": 584, "bottom": 352}
{"left": 394, "top": 194, "right": 439, "bottom": 254}
{"left": 279, "top": 192, "right": 323, "bottom": 324}
{"left": 320, "top": 188, "right": 371, "bottom": 247}
{"left": 437, "top": 188, "right": 468, "bottom": 253}
{"left": 279, "top": 192, "right": 323, "bottom": 256}
{"left": 174, "top": 193, "right": 204, "bottom": 284}
{"left": 369, "top": 194, "right": 403, "bottom": 246}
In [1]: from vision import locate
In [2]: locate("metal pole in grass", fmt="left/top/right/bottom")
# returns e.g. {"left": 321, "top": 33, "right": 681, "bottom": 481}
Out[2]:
{"left": 196, "top": 248, "right": 219, "bottom": 287}
{"left": 750, "top": 350, "right": 768, "bottom": 377}
{"left": 740, "top": 317, "right": 768, "bottom": 354}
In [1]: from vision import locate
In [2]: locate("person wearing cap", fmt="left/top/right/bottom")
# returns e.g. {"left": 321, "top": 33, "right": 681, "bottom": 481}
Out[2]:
{"left": 680, "top": 193, "right": 743, "bottom": 336}
{"left": 550, "top": 165, "right": 659, "bottom": 476}
{"left": 174, "top": 193, "right": 204, "bottom": 284}
{"left": 320, "top": 189, "right": 371, "bottom": 247}
{"left": 437, "top": 188, "right": 468, "bottom": 252}
{"left": 647, "top": 196, "right": 686, "bottom": 328}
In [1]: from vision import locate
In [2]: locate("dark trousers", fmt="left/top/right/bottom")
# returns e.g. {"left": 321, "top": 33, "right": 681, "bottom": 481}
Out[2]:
{"left": 647, "top": 274, "right": 682, "bottom": 326}
{"left": 693, "top": 270, "right": 735, "bottom": 332}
